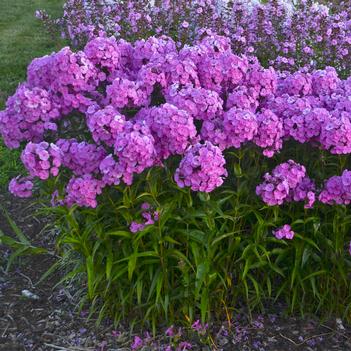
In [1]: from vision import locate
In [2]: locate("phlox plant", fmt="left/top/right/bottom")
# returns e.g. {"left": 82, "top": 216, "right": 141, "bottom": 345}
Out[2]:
{"left": 38, "top": 0, "right": 351, "bottom": 77}
{"left": 1, "top": 33, "right": 351, "bottom": 327}
{"left": 39, "top": 146, "right": 351, "bottom": 329}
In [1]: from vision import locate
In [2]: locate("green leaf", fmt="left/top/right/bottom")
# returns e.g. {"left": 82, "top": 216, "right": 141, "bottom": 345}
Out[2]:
{"left": 86, "top": 256, "right": 94, "bottom": 299}
{"left": 168, "top": 249, "right": 194, "bottom": 271}
{"left": 195, "top": 262, "right": 209, "bottom": 297}
{"left": 6, "top": 247, "right": 28, "bottom": 272}
{"left": 295, "top": 234, "right": 321, "bottom": 252}
{"left": 302, "top": 270, "right": 327, "bottom": 282}
{"left": 137, "top": 279, "right": 143, "bottom": 304}
{"left": 0, "top": 229, "right": 47, "bottom": 272}
{"left": 163, "top": 235, "right": 180, "bottom": 245}
{"left": 200, "top": 289, "right": 209, "bottom": 323}
{"left": 0, "top": 205, "right": 30, "bottom": 245}
{"left": 128, "top": 253, "right": 137, "bottom": 281}
{"left": 106, "top": 248, "right": 113, "bottom": 280}
{"left": 105, "top": 230, "right": 132, "bottom": 239}
{"left": 156, "top": 272, "right": 163, "bottom": 303}
{"left": 148, "top": 269, "right": 161, "bottom": 302}
{"left": 211, "top": 231, "right": 241, "bottom": 246}
{"left": 234, "top": 163, "right": 243, "bottom": 177}
{"left": 37, "top": 259, "right": 61, "bottom": 285}
{"left": 187, "top": 230, "right": 206, "bottom": 245}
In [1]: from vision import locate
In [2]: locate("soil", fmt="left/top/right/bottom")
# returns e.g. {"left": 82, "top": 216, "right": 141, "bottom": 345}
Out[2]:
{"left": 1, "top": 194, "right": 351, "bottom": 351}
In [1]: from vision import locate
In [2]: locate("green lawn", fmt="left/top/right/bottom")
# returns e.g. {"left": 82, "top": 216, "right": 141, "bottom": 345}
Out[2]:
{"left": 0, "top": 0, "right": 64, "bottom": 188}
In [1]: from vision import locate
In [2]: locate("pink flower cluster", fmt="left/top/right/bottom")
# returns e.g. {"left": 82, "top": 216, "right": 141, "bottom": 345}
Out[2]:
{"left": 86, "top": 105, "right": 126, "bottom": 146}
{"left": 84, "top": 36, "right": 121, "bottom": 74}
{"left": 197, "top": 52, "right": 249, "bottom": 93}
{"left": 65, "top": 175, "right": 103, "bottom": 208}
{"left": 8, "top": 176, "right": 34, "bottom": 198}
{"left": 21, "top": 142, "right": 62, "bottom": 180}
{"left": 27, "top": 47, "right": 102, "bottom": 114}
{"left": 319, "top": 170, "right": 351, "bottom": 205}
{"left": 165, "top": 84, "right": 223, "bottom": 122}
{"left": 254, "top": 109, "right": 283, "bottom": 158}
{"left": 268, "top": 67, "right": 351, "bottom": 155}
{"left": 140, "top": 52, "right": 200, "bottom": 90}
{"left": 106, "top": 77, "right": 149, "bottom": 109}
{"left": 273, "top": 225, "right": 295, "bottom": 240}
{"left": 129, "top": 203, "right": 159, "bottom": 233}
{"left": 0, "top": 84, "right": 60, "bottom": 148}
{"left": 174, "top": 142, "right": 227, "bottom": 193}
{"left": 256, "top": 160, "right": 315, "bottom": 208}
{"left": 56, "top": 138, "right": 107, "bottom": 176}
{"left": 99, "top": 155, "right": 122, "bottom": 186}
{"left": 41, "top": 0, "right": 351, "bottom": 76}
{"left": 2, "top": 34, "right": 351, "bottom": 209}
{"left": 223, "top": 108, "right": 258, "bottom": 149}
{"left": 133, "top": 36, "right": 177, "bottom": 71}
{"left": 137, "top": 103, "right": 197, "bottom": 160}
{"left": 114, "top": 121, "right": 157, "bottom": 185}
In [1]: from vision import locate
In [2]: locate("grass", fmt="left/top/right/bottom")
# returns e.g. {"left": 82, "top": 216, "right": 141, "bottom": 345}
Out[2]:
{"left": 0, "top": 0, "right": 65, "bottom": 189}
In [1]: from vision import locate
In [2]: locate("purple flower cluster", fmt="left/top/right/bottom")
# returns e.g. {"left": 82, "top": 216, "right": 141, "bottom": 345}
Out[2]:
{"left": 319, "top": 170, "right": 351, "bottom": 205}
{"left": 174, "top": 142, "right": 227, "bottom": 193}
{"left": 137, "top": 103, "right": 197, "bottom": 160}
{"left": 278, "top": 71, "right": 313, "bottom": 97}
{"left": 106, "top": 77, "right": 150, "bottom": 109}
{"left": 320, "top": 112, "right": 351, "bottom": 154}
{"left": 268, "top": 68, "right": 351, "bottom": 155}
{"left": 3, "top": 33, "right": 351, "bottom": 208}
{"left": 99, "top": 154, "right": 122, "bottom": 186}
{"left": 133, "top": 36, "right": 177, "bottom": 70}
{"left": 226, "top": 86, "right": 258, "bottom": 112}
{"left": 247, "top": 65, "right": 278, "bottom": 98}
{"left": 191, "top": 320, "right": 208, "bottom": 335}
{"left": 8, "top": 176, "right": 34, "bottom": 198}
{"left": 27, "top": 47, "right": 102, "bottom": 114}
{"left": 200, "top": 118, "right": 229, "bottom": 151}
{"left": 254, "top": 109, "right": 283, "bottom": 157}
{"left": 165, "top": 84, "right": 223, "bottom": 121}
{"left": 131, "top": 336, "right": 143, "bottom": 350}
{"left": 129, "top": 202, "right": 159, "bottom": 233}
{"left": 289, "top": 178, "right": 316, "bottom": 209}
{"left": 0, "top": 84, "right": 60, "bottom": 148}
{"left": 65, "top": 175, "right": 103, "bottom": 208}
{"left": 197, "top": 53, "right": 249, "bottom": 93}
{"left": 84, "top": 36, "right": 121, "bottom": 74}
{"left": 114, "top": 121, "right": 157, "bottom": 185}
{"left": 141, "top": 52, "right": 200, "bottom": 89}
{"left": 42, "top": 1, "right": 351, "bottom": 76}
{"left": 223, "top": 108, "right": 258, "bottom": 149}
{"left": 86, "top": 105, "right": 126, "bottom": 146}
{"left": 56, "top": 138, "right": 107, "bottom": 176}
{"left": 21, "top": 142, "right": 62, "bottom": 180}
{"left": 131, "top": 326, "right": 193, "bottom": 351}
{"left": 256, "top": 160, "right": 315, "bottom": 208}
{"left": 273, "top": 225, "right": 295, "bottom": 240}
